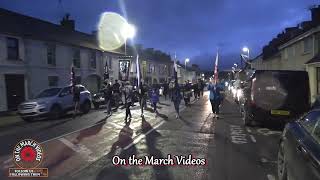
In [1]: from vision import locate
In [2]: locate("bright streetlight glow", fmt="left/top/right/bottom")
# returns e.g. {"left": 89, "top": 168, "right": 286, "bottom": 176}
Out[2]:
{"left": 185, "top": 58, "right": 190, "bottom": 63}
{"left": 242, "top": 46, "right": 249, "bottom": 53}
{"left": 121, "top": 23, "right": 136, "bottom": 40}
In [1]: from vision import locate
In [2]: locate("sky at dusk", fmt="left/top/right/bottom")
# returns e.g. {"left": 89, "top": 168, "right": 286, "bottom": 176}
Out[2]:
{"left": 0, "top": 0, "right": 319, "bottom": 70}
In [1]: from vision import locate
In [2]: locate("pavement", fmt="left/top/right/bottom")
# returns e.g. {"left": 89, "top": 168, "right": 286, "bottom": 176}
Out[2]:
{"left": 0, "top": 92, "right": 282, "bottom": 180}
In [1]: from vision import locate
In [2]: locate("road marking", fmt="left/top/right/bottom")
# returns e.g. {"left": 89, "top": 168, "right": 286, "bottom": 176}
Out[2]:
{"left": 59, "top": 138, "right": 97, "bottom": 162}
{"left": 109, "top": 122, "right": 125, "bottom": 129}
{"left": 1, "top": 99, "right": 176, "bottom": 166}
{"left": 230, "top": 125, "right": 247, "bottom": 144}
{"left": 267, "top": 174, "right": 275, "bottom": 180}
{"left": 261, "top": 158, "right": 277, "bottom": 164}
{"left": 249, "top": 135, "right": 257, "bottom": 143}
{"left": 257, "top": 128, "right": 281, "bottom": 136}
{"left": 246, "top": 127, "right": 252, "bottom": 133}
{"left": 123, "top": 120, "right": 165, "bottom": 150}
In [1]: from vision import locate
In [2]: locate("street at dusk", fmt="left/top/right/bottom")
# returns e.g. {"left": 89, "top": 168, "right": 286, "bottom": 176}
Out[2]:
{"left": 1, "top": 0, "right": 320, "bottom": 180}
{"left": 0, "top": 93, "right": 282, "bottom": 180}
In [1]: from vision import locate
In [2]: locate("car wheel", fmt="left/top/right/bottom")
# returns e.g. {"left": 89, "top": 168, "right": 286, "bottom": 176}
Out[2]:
{"left": 278, "top": 141, "right": 288, "bottom": 180}
{"left": 50, "top": 105, "right": 62, "bottom": 120}
{"left": 82, "top": 100, "right": 91, "bottom": 114}
{"left": 22, "top": 117, "right": 33, "bottom": 122}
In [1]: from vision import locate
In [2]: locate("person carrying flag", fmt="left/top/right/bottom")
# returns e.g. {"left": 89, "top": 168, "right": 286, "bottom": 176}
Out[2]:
{"left": 208, "top": 51, "right": 224, "bottom": 118}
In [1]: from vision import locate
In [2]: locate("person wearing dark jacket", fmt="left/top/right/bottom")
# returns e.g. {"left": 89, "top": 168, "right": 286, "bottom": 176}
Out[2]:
{"left": 208, "top": 79, "right": 224, "bottom": 118}
{"left": 139, "top": 81, "right": 148, "bottom": 117}
{"left": 150, "top": 88, "right": 160, "bottom": 117}
{"left": 183, "top": 81, "right": 192, "bottom": 106}
{"left": 112, "top": 80, "right": 121, "bottom": 110}
{"left": 172, "top": 81, "right": 182, "bottom": 119}
{"left": 103, "top": 83, "right": 113, "bottom": 116}
{"left": 123, "top": 83, "right": 133, "bottom": 123}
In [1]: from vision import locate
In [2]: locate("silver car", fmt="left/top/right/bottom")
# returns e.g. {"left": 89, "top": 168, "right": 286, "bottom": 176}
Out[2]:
{"left": 18, "top": 85, "right": 92, "bottom": 121}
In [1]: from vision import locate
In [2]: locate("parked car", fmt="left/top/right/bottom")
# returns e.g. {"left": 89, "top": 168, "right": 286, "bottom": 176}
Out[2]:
{"left": 92, "top": 86, "right": 139, "bottom": 109}
{"left": 278, "top": 109, "right": 320, "bottom": 180}
{"left": 18, "top": 85, "right": 92, "bottom": 121}
{"left": 241, "top": 70, "right": 310, "bottom": 126}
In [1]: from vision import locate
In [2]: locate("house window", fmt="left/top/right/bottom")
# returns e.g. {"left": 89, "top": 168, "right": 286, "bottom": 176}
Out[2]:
{"left": 6, "top": 37, "right": 19, "bottom": 60}
{"left": 304, "top": 37, "right": 313, "bottom": 53}
{"left": 48, "top": 76, "right": 59, "bottom": 87}
{"left": 47, "top": 44, "right": 56, "bottom": 66}
{"left": 73, "top": 49, "right": 81, "bottom": 68}
{"left": 90, "top": 51, "right": 96, "bottom": 69}
{"left": 287, "top": 46, "right": 295, "bottom": 59}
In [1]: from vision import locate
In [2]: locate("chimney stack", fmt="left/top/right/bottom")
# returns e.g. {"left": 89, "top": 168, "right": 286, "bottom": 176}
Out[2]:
{"left": 310, "top": 5, "right": 320, "bottom": 25}
{"left": 60, "top": 13, "right": 75, "bottom": 31}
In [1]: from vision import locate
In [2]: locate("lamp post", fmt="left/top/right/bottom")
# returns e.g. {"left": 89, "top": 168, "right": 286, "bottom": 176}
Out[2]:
{"left": 185, "top": 58, "right": 190, "bottom": 82}
{"left": 242, "top": 46, "right": 250, "bottom": 59}
{"left": 121, "top": 23, "right": 136, "bottom": 55}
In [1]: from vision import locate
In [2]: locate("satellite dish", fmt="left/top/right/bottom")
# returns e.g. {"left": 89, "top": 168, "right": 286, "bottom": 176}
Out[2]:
{"left": 97, "top": 12, "right": 128, "bottom": 51}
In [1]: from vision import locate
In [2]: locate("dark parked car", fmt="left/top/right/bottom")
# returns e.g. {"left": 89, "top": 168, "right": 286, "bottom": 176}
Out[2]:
{"left": 92, "top": 86, "right": 139, "bottom": 109}
{"left": 278, "top": 109, "right": 320, "bottom": 180}
{"left": 242, "top": 70, "right": 310, "bottom": 126}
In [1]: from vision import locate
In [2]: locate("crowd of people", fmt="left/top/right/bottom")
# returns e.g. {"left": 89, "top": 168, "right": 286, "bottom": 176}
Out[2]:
{"left": 96, "top": 78, "right": 206, "bottom": 122}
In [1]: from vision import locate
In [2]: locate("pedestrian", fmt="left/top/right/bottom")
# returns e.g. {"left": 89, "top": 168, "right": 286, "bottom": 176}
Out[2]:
{"left": 112, "top": 80, "right": 121, "bottom": 110}
{"left": 103, "top": 82, "right": 113, "bottom": 116}
{"left": 123, "top": 82, "right": 133, "bottom": 123}
{"left": 169, "top": 80, "right": 175, "bottom": 99}
{"left": 163, "top": 83, "right": 169, "bottom": 100}
{"left": 139, "top": 80, "right": 148, "bottom": 117}
{"left": 150, "top": 87, "right": 160, "bottom": 117}
{"left": 193, "top": 82, "right": 199, "bottom": 99}
{"left": 200, "top": 81, "right": 204, "bottom": 97}
{"left": 72, "top": 85, "right": 81, "bottom": 118}
{"left": 208, "top": 79, "right": 224, "bottom": 118}
{"left": 183, "top": 80, "right": 192, "bottom": 106}
{"left": 171, "top": 80, "right": 182, "bottom": 119}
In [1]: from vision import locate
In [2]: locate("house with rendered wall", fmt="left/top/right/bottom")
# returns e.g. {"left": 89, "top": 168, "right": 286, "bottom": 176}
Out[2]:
{"left": 0, "top": 8, "right": 123, "bottom": 112}
{"left": 251, "top": 5, "right": 320, "bottom": 104}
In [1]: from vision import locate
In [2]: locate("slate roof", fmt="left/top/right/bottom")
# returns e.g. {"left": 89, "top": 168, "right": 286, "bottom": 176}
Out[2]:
{"left": 0, "top": 8, "right": 122, "bottom": 55}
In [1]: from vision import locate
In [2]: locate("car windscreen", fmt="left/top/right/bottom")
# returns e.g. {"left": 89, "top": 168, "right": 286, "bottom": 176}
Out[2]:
{"left": 36, "top": 88, "right": 62, "bottom": 98}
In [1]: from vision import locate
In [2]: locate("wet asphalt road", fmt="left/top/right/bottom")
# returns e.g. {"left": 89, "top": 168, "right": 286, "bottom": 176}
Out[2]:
{"left": 0, "top": 93, "right": 282, "bottom": 180}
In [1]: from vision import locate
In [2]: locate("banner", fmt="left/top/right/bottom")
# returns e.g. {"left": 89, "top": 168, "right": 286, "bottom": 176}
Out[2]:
{"left": 119, "top": 60, "right": 130, "bottom": 81}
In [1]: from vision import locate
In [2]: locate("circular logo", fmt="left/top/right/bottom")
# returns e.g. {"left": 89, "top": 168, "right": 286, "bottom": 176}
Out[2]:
{"left": 13, "top": 139, "right": 43, "bottom": 168}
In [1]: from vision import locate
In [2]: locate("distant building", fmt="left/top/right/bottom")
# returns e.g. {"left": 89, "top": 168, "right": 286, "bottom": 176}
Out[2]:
{"left": 251, "top": 5, "right": 320, "bottom": 103}
{"left": 0, "top": 8, "right": 123, "bottom": 111}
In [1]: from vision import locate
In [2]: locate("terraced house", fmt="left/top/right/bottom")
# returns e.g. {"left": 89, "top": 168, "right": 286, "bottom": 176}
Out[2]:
{"left": 0, "top": 8, "right": 123, "bottom": 112}
{"left": 252, "top": 5, "right": 320, "bottom": 103}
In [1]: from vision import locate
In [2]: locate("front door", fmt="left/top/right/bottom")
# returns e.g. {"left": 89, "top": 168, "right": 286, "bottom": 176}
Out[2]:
{"left": 5, "top": 74, "right": 25, "bottom": 110}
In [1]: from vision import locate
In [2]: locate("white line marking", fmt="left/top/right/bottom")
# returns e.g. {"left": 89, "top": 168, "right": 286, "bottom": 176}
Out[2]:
{"left": 123, "top": 120, "right": 165, "bottom": 150}
{"left": 267, "top": 174, "right": 275, "bottom": 180}
{"left": 249, "top": 135, "right": 257, "bottom": 143}
{"left": 109, "top": 122, "right": 124, "bottom": 129}
{"left": 246, "top": 127, "right": 252, "bottom": 133}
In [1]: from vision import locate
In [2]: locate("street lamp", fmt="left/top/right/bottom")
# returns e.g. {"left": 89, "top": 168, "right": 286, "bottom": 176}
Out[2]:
{"left": 242, "top": 46, "right": 250, "bottom": 59}
{"left": 185, "top": 58, "right": 190, "bottom": 82}
{"left": 185, "top": 58, "right": 190, "bottom": 70}
{"left": 121, "top": 23, "right": 136, "bottom": 55}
